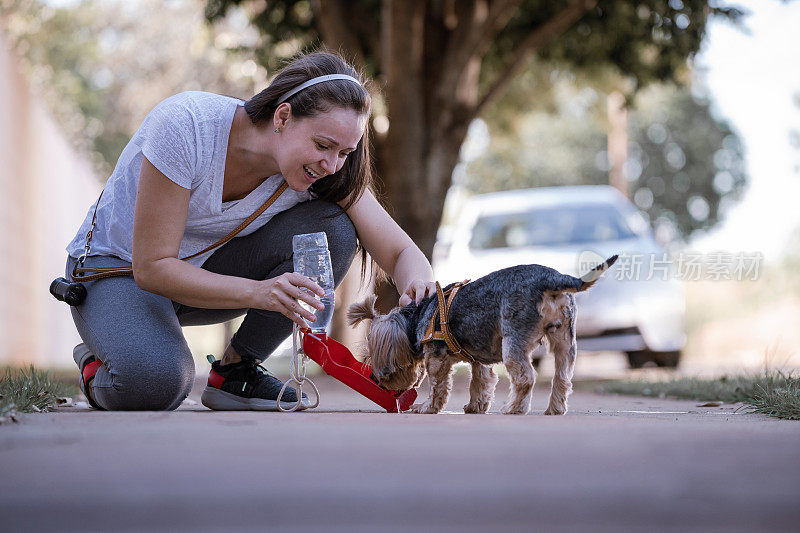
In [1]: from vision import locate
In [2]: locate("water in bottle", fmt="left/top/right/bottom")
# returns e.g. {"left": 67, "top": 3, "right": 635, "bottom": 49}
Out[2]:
{"left": 292, "top": 232, "right": 335, "bottom": 333}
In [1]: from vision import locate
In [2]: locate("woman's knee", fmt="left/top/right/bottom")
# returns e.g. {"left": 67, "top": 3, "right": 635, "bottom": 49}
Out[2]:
{"left": 98, "top": 346, "right": 195, "bottom": 411}
{"left": 287, "top": 200, "right": 356, "bottom": 247}
{"left": 304, "top": 201, "right": 357, "bottom": 274}
{"left": 325, "top": 210, "right": 358, "bottom": 276}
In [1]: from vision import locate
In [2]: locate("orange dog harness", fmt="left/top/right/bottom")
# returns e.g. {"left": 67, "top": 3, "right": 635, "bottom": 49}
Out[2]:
{"left": 420, "top": 280, "right": 474, "bottom": 362}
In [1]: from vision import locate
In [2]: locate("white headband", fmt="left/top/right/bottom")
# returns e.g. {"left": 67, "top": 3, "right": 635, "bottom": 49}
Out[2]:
{"left": 277, "top": 74, "right": 363, "bottom": 104}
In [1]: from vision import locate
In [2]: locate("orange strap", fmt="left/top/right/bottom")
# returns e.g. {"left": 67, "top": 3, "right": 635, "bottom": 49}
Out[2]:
{"left": 72, "top": 180, "right": 289, "bottom": 282}
{"left": 420, "top": 280, "right": 473, "bottom": 361}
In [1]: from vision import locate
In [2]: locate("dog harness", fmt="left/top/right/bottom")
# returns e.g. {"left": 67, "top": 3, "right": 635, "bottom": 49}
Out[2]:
{"left": 420, "top": 280, "right": 475, "bottom": 362}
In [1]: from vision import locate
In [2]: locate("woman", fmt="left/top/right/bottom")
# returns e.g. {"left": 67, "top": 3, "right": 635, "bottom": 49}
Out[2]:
{"left": 65, "top": 51, "right": 435, "bottom": 411}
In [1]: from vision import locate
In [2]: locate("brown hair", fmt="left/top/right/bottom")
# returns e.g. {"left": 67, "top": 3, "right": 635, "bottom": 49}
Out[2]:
{"left": 244, "top": 51, "right": 373, "bottom": 211}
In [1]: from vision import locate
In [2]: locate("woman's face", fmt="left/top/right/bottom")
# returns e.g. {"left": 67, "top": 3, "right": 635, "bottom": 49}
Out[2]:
{"left": 276, "top": 106, "right": 367, "bottom": 192}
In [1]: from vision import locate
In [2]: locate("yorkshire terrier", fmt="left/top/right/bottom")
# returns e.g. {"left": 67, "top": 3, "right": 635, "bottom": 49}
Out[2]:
{"left": 347, "top": 256, "right": 617, "bottom": 415}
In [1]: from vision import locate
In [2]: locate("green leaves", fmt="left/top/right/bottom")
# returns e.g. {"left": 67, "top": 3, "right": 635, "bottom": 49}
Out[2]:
{"left": 466, "top": 81, "right": 746, "bottom": 241}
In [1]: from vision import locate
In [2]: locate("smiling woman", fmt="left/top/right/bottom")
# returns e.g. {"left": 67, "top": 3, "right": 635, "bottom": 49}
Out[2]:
{"left": 62, "top": 51, "right": 436, "bottom": 412}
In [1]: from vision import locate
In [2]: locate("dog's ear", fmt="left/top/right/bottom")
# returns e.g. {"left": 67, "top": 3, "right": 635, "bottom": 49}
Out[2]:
{"left": 347, "top": 294, "right": 378, "bottom": 327}
{"left": 369, "top": 312, "right": 415, "bottom": 384}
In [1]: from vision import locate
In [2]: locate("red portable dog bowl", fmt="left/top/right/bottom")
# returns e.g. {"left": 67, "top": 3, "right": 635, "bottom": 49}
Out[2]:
{"left": 300, "top": 329, "right": 417, "bottom": 412}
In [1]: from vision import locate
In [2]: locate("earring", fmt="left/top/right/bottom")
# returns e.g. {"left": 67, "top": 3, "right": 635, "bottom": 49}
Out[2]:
{"left": 274, "top": 127, "right": 280, "bottom": 133}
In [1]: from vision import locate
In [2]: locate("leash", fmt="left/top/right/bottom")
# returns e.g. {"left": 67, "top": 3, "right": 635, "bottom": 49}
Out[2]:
{"left": 71, "top": 180, "right": 289, "bottom": 281}
{"left": 276, "top": 324, "right": 321, "bottom": 412}
{"left": 420, "top": 280, "right": 475, "bottom": 362}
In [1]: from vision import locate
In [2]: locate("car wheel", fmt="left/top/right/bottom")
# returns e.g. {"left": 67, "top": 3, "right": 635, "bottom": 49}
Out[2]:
{"left": 626, "top": 350, "right": 651, "bottom": 369}
{"left": 653, "top": 350, "right": 681, "bottom": 368}
{"left": 626, "top": 350, "right": 681, "bottom": 369}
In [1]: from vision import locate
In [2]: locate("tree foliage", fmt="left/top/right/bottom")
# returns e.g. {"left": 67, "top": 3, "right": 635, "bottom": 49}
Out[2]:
{"left": 464, "top": 77, "right": 747, "bottom": 241}
{"left": 1, "top": 0, "right": 264, "bottom": 178}
{"left": 205, "top": 0, "right": 743, "bottom": 257}
{"left": 206, "top": 0, "right": 743, "bottom": 102}
{"left": 628, "top": 84, "right": 745, "bottom": 240}
{"left": 2, "top": 0, "right": 748, "bottom": 248}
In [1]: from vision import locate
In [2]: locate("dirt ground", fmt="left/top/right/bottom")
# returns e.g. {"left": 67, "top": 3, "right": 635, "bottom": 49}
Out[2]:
{"left": 2, "top": 372, "right": 799, "bottom": 533}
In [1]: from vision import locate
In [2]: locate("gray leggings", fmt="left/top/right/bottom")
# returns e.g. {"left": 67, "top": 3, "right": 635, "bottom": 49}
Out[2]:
{"left": 66, "top": 200, "right": 358, "bottom": 411}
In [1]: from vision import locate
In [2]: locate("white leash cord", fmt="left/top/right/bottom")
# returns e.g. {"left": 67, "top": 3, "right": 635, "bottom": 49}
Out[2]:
{"left": 276, "top": 324, "right": 320, "bottom": 412}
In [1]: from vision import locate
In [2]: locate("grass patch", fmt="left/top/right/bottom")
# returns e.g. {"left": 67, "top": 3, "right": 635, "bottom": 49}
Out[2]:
{"left": 747, "top": 376, "right": 800, "bottom": 420}
{"left": 0, "top": 365, "right": 80, "bottom": 418}
{"left": 603, "top": 371, "right": 800, "bottom": 420}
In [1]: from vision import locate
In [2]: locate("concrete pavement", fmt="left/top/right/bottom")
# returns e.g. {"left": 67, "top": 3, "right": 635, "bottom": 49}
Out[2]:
{"left": 1, "top": 373, "right": 799, "bottom": 532}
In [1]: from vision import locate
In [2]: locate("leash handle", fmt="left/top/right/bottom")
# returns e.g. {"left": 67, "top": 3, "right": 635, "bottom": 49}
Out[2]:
{"left": 277, "top": 324, "right": 321, "bottom": 412}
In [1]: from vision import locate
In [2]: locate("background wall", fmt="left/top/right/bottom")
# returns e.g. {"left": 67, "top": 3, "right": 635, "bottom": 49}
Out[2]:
{"left": 0, "top": 32, "right": 100, "bottom": 367}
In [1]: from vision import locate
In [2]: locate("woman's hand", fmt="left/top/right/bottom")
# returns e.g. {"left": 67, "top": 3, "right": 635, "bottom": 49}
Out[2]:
{"left": 253, "top": 273, "right": 326, "bottom": 328}
{"left": 399, "top": 279, "right": 437, "bottom": 307}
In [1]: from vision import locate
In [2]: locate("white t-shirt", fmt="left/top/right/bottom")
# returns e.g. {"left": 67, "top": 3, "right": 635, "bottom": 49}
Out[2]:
{"left": 67, "top": 91, "right": 311, "bottom": 267}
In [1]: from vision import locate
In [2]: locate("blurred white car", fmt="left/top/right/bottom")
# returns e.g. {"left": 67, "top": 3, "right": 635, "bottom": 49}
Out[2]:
{"left": 433, "top": 185, "right": 686, "bottom": 368}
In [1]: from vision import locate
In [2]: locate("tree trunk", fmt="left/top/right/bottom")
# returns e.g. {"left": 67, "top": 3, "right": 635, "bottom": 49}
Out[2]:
{"left": 329, "top": 253, "right": 368, "bottom": 346}
{"left": 607, "top": 91, "right": 629, "bottom": 198}
{"left": 366, "top": 1, "right": 477, "bottom": 310}
{"left": 380, "top": 0, "right": 428, "bottom": 241}
{"left": 378, "top": 1, "right": 479, "bottom": 261}
{"left": 348, "top": 0, "right": 596, "bottom": 311}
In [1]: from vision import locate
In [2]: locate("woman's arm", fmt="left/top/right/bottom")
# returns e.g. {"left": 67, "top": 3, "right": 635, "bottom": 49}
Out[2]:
{"left": 340, "top": 190, "right": 435, "bottom": 305}
{"left": 132, "top": 157, "right": 324, "bottom": 327}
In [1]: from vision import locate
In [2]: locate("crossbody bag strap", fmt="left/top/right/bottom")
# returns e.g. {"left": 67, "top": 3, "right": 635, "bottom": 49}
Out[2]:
{"left": 72, "top": 180, "right": 289, "bottom": 282}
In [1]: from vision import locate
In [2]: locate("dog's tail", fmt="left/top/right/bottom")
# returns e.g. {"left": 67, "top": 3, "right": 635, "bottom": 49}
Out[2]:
{"left": 549, "top": 255, "right": 618, "bottom": 293}
{"left": 577, "top": 254, "right": 618, "bottom": 290}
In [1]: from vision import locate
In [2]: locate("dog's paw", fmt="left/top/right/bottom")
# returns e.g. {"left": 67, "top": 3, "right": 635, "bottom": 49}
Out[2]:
{"left": 411, "top": 402, "right": 440, "bottom": 414}
{"left": 500, "top": 402, "right": 529, "bottom": 415}
{"left": 463, "top": 400, "right": 490, "bottom": 414}
{"left": 544, "top": 404, "right": 566, "bottom": 416}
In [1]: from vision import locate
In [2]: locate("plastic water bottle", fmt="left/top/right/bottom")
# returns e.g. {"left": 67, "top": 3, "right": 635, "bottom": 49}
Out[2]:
{"left": 292, "top": 232, "right": 335, "bottom": 333}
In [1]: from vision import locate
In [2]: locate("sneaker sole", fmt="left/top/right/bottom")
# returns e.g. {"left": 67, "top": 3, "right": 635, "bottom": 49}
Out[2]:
{"left": 200, "top": 386, "right": 311, "bottom": 411}
{"left": 73, "top": 343, "right": 94, "bottom": 369}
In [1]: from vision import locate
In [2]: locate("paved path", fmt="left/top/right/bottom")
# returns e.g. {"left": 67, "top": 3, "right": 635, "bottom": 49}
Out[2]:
{"left": 1, "top": 375, "right": 799, "bottom": 532}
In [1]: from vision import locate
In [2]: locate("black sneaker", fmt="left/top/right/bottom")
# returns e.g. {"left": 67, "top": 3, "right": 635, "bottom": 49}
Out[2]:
{"left": 200, "top": 355, "right": 310, "bottom": 411}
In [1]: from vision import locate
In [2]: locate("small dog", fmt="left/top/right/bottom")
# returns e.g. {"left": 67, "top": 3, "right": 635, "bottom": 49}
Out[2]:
{"left": 347, "top": 256, "right": 617, "bottom": 415}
